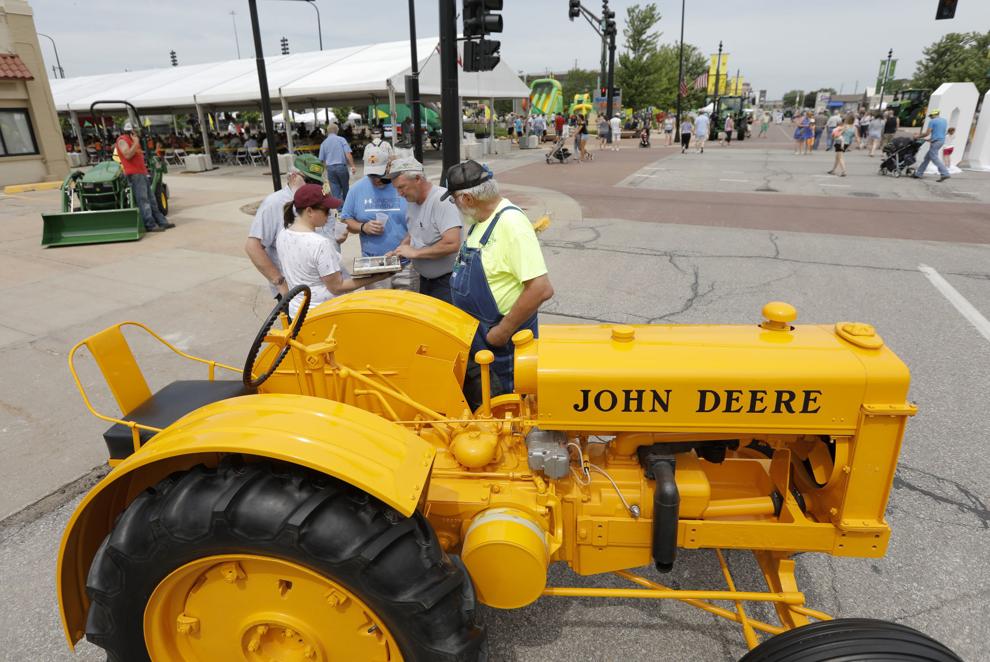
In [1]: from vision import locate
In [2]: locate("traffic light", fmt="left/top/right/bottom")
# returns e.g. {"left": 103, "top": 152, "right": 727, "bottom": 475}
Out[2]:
{"left": 463, "top": 0, "right": 503, "bottom": 38}
{"left": 935, "top": 0, "right": 957, "bottom": 19}
{"left": 600, "top": 86, "right": 607, "bottom": 98}
{"left": 464, "top": 38, "right": 501, "bottom": 72}
{"left": 568, "top": 0, "right": 581, "bottom": 20}
{"left": 280, "top": 36, "right": 289, "bottom": 55}
{"left": 169, "top": 50, "right": 177, "bottom": 67}
{"left": 603, "top": 8, "right": 616, "bottom": 36}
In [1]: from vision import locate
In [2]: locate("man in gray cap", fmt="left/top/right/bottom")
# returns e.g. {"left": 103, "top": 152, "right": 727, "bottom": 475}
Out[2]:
{"left": 385, "top": 156, "right": 462, "bottom": 303}
{"left": 442, "top": 160, "right": 554, "bottom": 409}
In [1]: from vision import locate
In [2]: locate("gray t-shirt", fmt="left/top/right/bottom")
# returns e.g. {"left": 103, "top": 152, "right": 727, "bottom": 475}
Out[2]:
{"left": 407, "top": 184, "right": 463, "bottom": 279}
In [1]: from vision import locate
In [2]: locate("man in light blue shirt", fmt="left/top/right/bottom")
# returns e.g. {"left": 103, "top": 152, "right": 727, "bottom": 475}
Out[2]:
{"left": 913, "top": 109, "right": 950, "bottom": 181}
{"left": 340, "top": 142, "right": 415, "bottom": 290}
{"left": 318, "top": 123, "right": 357, "bottom": 200}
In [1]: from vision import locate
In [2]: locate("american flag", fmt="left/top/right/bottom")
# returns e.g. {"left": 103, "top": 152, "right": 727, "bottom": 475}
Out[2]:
{"left": 693, "top": 72, "right": 708, "bottom": 90}
{"left": 679, "top": 80, "right": 689, "bottom": 97}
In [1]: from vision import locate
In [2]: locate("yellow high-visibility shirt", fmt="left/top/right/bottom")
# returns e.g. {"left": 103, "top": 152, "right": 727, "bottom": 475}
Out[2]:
{"left": 464, "top": 198, "right": 548, "bottom": 315}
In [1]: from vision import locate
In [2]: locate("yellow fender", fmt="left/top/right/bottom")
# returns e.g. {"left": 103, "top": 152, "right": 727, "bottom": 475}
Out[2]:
{"left": 57, "top": 393, "right": 435, "bottom": 647}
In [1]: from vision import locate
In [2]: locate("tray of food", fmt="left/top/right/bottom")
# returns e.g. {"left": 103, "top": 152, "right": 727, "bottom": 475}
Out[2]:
{"left": 353, "top": 255, "right": 402, "bottom": 275}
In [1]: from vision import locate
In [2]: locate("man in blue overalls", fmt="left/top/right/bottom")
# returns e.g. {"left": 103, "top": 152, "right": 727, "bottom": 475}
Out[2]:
{"left": 442, "top": 160, "right": 555, "bottom": 410}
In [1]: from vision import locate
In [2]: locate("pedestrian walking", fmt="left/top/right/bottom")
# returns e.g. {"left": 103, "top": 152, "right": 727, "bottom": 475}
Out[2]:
{"left": 723, "top": 115, "right": 734, "bottom": 146}
{"left": 758, "top": 112, "right": 769, "bottom": 138}
{"left": 318, "top": 123, "right": 357, "bottom": 201}
{"left": 867, "top": 113, "right": 884, "bottom": 157}
{"left": 680, "top": 116, "right": 693, "bottom": 153}
{"left": 942, "top": 127, "right": 957, "bottom": 168}
{"left": 827, "top": 114, "right": 857, "bottom": 177}
{"left": 597, "top": 115, "right": 609, "bottom": 150}
{"left": 813, "top": 111, "right": 827, "bottom": 150}
{"left": 793, "top": 113, "right": 812, "bottom": 155}
{"left": 881, "top": 110, "right": 899, "bottom": 149}
{"left": 663, "top": 114, "right": 674, "bottom": 146}
{"left": 693, "top": 112, "right": 709, "bottom": 153}
{"left": 825, "top": 111, "right": 841, "bottom": 151}
{"left": 609, "top": 114, "right": 622, "bottom": 151}
{"left": 913, "top": 109, "right": 951, "bottom": 182}
{"left": 856, "top": 112, "right": 870, "bottom": 150}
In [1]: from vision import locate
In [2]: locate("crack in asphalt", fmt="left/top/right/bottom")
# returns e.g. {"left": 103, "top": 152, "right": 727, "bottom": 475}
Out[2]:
{"left": 825, "top": 556, "right": 844, "bottom": 616}
{"left": 648, "top": 262, "right": 716, "bottom": 323}
{"left": 892, "top": 464, "right": 990, "bottom": 530}
{"left": 768, "top": 233, "right": 781, "bottom": 259}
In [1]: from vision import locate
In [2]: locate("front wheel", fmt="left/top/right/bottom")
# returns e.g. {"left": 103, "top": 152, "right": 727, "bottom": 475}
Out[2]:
{"left": 156, "top": 182, "right": 169, "bottom": 216}
{"left": 738, "top": 618, "right": 961, "bottom": 662}
{"left": 84, "top": 459, "right": 484, "bottom": 661}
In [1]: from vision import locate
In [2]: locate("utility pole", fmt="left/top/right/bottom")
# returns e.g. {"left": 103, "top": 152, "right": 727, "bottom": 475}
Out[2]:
{"left": 407, "top": 0, "right": 423, "bottom": 163}
{"left": 712, "top": 40, "right": 723, "bottom": 139}
{"left": 230, "top": 11, "right": 241, "bottom": 58}
{"left": 438, "top": 0, "right": 459, "bottom": 182}
{"left": 877, "top": 48, "right": 893, "bottom": 111}
{"left": 605, "top": 23, "right": 616, "bottom": 121}
{"left": 675, "top": 0, "right": 685, "bottom": 133}
{"left": 247, "top": 0, "right": 281, "bottom": 191}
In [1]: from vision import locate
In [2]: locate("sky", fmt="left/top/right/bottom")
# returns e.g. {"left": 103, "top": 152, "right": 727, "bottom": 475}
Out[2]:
{"left": 30, "top": 0, "right": 990, "bottom": 100}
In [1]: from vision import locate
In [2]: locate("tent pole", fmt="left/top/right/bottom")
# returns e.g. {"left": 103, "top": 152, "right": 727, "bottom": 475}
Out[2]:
{"left": 195, "top": 102, "right": 213, "bottom": 170}
{"left": 387, "top": 80, "right": 398, "bottom": 149}
{"left": 69, "top": 110, "right": 84, "bottom": 155}
{"left": 488, "top": 97, "right": 495, "bottom": 154}
{"left": 281, "top": 95, "right": 294, "bottom": 154}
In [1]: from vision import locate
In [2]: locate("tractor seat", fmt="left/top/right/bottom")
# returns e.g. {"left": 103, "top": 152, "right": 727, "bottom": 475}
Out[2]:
{"left": 103, "top": 380, "right": 253, "bottom": 460}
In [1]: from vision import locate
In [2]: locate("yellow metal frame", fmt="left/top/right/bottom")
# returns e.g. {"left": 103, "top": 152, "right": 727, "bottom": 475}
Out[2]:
{"left": 67, "top": 321, "right": 241, "bottom": 455}
{"left": 542, "top": 549, "right": 831, "bottom": 650}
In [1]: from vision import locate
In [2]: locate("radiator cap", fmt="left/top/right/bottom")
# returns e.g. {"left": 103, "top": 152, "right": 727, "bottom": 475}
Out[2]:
{"left": 761, "top": 301, "right": 797, "bottom": 331}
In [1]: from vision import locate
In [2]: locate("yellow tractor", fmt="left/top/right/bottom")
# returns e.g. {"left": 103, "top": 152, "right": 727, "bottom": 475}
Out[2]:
{"left": 58, "top": 288, "right": 961, "bottom": 661}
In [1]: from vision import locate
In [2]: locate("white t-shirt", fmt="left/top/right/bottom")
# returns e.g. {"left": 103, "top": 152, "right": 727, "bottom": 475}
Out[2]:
{"left": 275, "top": 229, "right": 343, "bottom": 317}
{"left": 694, "top": 115, "right": 710, "bottom": 136}
{"left": 609, "top": 117, "right": 622, "bottom": 137}
{"left": 248, "top": 185, "right": 347, "bottom": 295}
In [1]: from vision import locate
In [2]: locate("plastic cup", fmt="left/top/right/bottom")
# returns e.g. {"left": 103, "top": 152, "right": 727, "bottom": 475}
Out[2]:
{"left": 376, "top": 212, "right": 389, "bottom": 227}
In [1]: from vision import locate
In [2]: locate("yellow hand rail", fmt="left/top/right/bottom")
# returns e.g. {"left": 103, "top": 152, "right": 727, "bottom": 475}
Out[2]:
{"left": 67, "top": 321, "right": 241, "bottom": 454}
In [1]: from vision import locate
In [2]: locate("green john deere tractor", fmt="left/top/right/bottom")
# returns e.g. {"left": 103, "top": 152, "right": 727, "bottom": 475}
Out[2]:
{"left": 887, "top": 89, "right": 931, "bottom": 129}
{"left": 42, "top": 101, "right": 169, "bottom": 247}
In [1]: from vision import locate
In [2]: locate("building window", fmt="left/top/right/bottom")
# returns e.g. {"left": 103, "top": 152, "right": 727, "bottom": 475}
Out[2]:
{"left": 0, "top": 109, "right": 39, "bottom": 156}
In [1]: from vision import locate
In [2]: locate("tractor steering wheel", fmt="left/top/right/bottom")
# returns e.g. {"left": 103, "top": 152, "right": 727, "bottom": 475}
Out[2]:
{"left": 242, "top": 285, "right": 311, "bottom": 389}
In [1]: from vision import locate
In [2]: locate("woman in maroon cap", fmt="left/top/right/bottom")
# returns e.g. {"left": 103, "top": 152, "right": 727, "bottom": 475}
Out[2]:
{"left": 276, "top": 184, "right": 388, "bottom": 316}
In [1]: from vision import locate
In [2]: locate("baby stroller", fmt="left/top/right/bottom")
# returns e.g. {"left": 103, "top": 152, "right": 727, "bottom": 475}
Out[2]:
{"left": 545, "top": 134, "right": 572, "bottom": 164}
{"left": 639, "top": 127, "right": 651, "bottom": 148}
{"left": 879, "top": 136, "right": 921, "bottom": 177}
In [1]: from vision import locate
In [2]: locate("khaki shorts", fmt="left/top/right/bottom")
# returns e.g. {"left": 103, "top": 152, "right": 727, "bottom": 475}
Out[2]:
{"left": 365, "top": 263, "right": 419, "bottom": 292}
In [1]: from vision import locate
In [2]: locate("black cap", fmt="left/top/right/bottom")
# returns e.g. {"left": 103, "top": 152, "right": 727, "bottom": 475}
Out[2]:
{"left": 440, "top": 160, "right": 493, "bottom": 200}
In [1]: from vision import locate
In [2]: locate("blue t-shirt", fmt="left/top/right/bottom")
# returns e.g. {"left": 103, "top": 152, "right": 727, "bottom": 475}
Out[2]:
{"left": 340, "top": 177, "right": 408, "bottom": 257}
{"left": 318, "top": 134, "right": 351, "bottom": 166}
{"left": 929, "top": 116, "right": 947, "bottom": 142}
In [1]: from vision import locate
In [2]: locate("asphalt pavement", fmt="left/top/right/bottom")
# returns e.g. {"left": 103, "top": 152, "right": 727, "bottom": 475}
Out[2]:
{"left": 1, "top": 134, "right": 988, "bottom": 661}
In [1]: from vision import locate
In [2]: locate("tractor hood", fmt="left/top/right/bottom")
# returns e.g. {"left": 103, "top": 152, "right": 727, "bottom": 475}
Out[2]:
{"left": 513, "top": 320, "right": 911, "bottom": 435}
{"left": 82, "top": 160, "right": 122, "bottom": 184}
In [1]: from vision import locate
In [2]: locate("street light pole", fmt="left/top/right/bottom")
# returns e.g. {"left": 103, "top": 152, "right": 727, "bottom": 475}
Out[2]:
{"left": 247, "top": 0, "right": 282, "bottom": 191}
{"left": 266, "top": 0, "right": 323, "bottom": 50}
{"left": 230, "top": 11, "right": 241, "bottom": 58}
{"left": 37, "top": 32, "right": 64, "bottom": 78}
{"left": 674, "top": 0, "right": 685, "bottom": 134}
{"left": 712, "top": 40, "right": 723, "bottom": 140}
{"left": 407, "top": 0, "right": 423, "bottom": 163}
{"left": 877, "top": 48, "right": 893, "bottom": 111}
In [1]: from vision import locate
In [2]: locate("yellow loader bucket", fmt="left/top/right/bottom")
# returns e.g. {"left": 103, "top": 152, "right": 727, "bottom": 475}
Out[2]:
{"left": 41, "top": 209, "right": 145, "bottom": 247}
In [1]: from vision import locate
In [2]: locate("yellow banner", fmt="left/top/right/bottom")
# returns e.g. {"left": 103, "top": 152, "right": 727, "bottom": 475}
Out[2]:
{"left": 707, "top": 54, "right": 729, "bottom": 94}
{"left": 728, "top": 76, "right": 745, "bottom": 96}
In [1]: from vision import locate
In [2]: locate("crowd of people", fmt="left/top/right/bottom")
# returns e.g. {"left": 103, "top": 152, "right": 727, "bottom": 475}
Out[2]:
{"left": 246, "top": 128, "right": 554, "bottom": 408}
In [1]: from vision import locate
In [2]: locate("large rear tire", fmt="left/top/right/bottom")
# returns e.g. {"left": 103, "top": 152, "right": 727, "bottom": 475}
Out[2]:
{"left": 738, "top": 618, "right": 961, "bottom": 662}
{"left": 84, "top": 459, "right": 484, "bottom": 661}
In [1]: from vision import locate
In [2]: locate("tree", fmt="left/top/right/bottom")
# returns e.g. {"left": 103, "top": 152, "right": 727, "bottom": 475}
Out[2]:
{"left": 560, "top": 67, "right": 600, "bottom": 109}
{"left": 912, "top": 31, "right": 990, "bottom": 95}
{"left": 782, "top": 90, "right": 802, "bottom": 108}
{"left": 653, "top": 42, "right": 707, "bottom": 112}
{"left": 615, "top": 3, "right": 663, "bottom": 109}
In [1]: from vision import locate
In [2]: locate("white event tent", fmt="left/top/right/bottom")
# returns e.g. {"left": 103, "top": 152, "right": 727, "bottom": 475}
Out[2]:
{"left": 51, "top": 37, "right": 530, "bottom": 165}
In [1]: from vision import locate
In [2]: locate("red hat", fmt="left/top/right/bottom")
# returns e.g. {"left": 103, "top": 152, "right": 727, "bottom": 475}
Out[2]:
{"left": 293, "top": 183, "right": 342, "bottom": 211}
